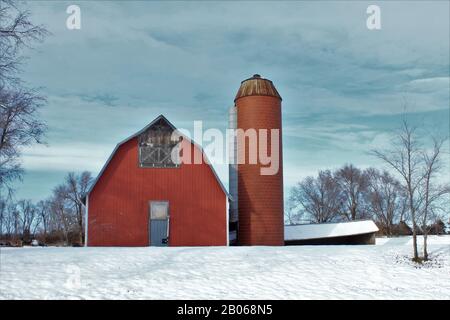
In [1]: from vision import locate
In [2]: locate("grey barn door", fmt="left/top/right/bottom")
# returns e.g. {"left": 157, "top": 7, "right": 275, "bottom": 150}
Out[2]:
{"left": 149, "top": 201, "right": 169, "bottom": 247}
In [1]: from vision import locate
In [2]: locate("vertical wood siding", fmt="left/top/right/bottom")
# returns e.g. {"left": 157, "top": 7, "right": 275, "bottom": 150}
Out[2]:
{"left": 88, "top": 138, "right": 227, "bottom": 246}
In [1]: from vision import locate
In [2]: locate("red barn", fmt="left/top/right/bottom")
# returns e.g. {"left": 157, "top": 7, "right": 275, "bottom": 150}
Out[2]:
{"left": 85, "top": 115, "right": 228, "bottom": 247}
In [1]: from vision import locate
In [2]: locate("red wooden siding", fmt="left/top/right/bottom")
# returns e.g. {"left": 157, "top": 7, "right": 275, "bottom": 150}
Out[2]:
{"left": 88, "top": 138, "right": 227, "bottom": 246}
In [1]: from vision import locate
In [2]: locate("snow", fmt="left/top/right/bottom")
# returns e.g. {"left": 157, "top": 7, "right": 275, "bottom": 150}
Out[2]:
{"left": 285, "top": 220, "right": 379, "bottom": 241}
{"left": 1, "top": 235, "right": 449, "bottom": 299}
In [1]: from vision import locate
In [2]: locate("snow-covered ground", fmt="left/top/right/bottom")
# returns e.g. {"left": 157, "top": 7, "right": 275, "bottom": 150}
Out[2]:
{"left": 1, "top": 236, "right": 449, "bottom": 299}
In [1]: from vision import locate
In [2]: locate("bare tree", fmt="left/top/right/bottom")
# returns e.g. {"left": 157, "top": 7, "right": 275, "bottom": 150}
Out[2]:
{"left": 365, "top": 168, "right": 406, "bottom": 236}
{"left": 63, "top": 172, "right": 92, "bottom": 244}
{"left": 17, "top": 199, "right": 38, "bottom": 241}
{"left": 0, "top": 171, "right": 93, "bottom": 245}
{"left": 51, "top": 185, "right": 77, "bottom": 245}
{"left": 289, "top": 170, "right": 343, "bottom": 223}
{"left": 35, "top": 199, "right": 51, "bottom": 241}
{"left": 372, "top": 119, "right": 423, "bottom": 261}
{"left": 0, "top": 196, "right": 6, "bottom": 236}
{"left": 1, "top": 201, "right": 14, "bottom": 237}
{"left": 0, "top": 0, "right": 48, "bottom": 85}
{"left": 417, "top": 137, "right": 449, "bottom": 260}
{"left": 335, "top": 164, "right": 369, "bottom": 221}
{"left": 0, "top": 89, "right": 46, "bottom": 193}
{"left": 285, "top": 200, "right": 303, "bottom": 225}
{"left": 0, "top": 0, "right": 48, "bottom": 195}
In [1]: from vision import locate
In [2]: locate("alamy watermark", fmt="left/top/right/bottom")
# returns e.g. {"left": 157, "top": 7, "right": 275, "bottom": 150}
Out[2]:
{"left": 166, "top": 122, "right": 281, "bottom": 176}
{"left": 65, "top": 5, "right": 381, "bottom": 31}
{"left": 66, "top": 5, "right": 81, "bottom": 30}
{"left": 367, "top": 5, "right": 381, "bottom": 30}
{"left": 64, "top": 264, "right": 82, "bottom": 289}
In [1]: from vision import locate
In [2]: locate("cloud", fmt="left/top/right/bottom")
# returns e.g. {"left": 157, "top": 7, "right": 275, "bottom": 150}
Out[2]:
{"left": 404, "top": 77, "right": 450, "bottom": 93}
{"left": 80, "top": 93, "right": 119, "bottom": 107}
{"left": 21, "top": 143, "right": 110, "bottom": 172}
{"left": 13, "top": 1, "right": 450, "bottom": 200}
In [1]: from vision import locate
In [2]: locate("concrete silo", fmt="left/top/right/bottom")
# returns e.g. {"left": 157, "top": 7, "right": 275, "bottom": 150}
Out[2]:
{"left": 231, "top": 74, "right": 284, "bottom": 246}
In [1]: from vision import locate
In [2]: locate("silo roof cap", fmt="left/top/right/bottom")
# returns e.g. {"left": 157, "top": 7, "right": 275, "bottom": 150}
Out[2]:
{"left": 234, "top": 74, "right": 282, "bottom": 102}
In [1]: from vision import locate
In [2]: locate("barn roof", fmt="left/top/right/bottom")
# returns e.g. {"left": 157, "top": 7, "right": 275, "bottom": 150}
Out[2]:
{"left": 85, "top": 114, "right": 229, "bottom": 198}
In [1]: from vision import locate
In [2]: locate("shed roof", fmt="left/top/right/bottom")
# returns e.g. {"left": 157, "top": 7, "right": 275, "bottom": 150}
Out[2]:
{"left": 284, "top": 220, "right": 379, "bottom": 241}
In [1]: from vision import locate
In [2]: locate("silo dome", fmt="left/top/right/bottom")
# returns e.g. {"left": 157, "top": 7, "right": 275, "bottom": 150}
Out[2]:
{"left": 234, "top": 74, "right": 282, "bottom": 102}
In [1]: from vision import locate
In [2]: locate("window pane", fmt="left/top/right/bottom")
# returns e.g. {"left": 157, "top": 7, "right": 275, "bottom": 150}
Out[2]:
{"left": 138, "top": 118, "right": 181, "bottom": 168}
{"left": 151, "top": 202, "right": 168, "bottom": 219}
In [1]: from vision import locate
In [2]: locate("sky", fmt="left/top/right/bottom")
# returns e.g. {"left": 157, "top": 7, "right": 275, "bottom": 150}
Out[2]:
{"left": 13, "top": 1, "right": 450, "bottom": 202}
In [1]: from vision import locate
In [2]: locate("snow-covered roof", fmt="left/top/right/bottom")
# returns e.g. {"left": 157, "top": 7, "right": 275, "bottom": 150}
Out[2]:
{"left": 86, "top": 114, "right": 229, "bottom": 198}
{"left": 284, "top": 220, "right": 379, "bottom": 241}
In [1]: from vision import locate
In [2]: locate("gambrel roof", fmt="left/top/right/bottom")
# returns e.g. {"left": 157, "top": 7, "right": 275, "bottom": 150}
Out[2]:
{"left": 86, "top": 114, "right": 229, "bottom": 198}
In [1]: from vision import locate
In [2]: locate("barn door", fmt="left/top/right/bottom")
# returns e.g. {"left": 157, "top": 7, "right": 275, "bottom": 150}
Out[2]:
{"left": 149, "top": 201, "right": 169, "bottom": 247}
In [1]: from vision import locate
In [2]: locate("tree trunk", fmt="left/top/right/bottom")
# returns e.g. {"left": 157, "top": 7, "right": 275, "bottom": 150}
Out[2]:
{"left": 407, "top": 177, "right": 419, "bottom": 261}
{"left": 423, "top": 232, "right": 428, "bottom": 261}
{"left": 351, "top": 204, "right": 356, "bottom": 221}
{"left": 78, "top": 204, "right": 83, "bottom": 245}
{"left": 79, "top": 219, "right": 83, "bottom": 245}
{"left": 412, "top": 226, "right": 418, "bottom": 260}
{"left": 411, "top": 218, "right": 419, "bottom": 260}
{"left": 410, "top": 204, "right": 419, "bottom": 260}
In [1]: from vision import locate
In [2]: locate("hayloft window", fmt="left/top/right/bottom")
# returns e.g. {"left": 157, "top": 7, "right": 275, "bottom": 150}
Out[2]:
{"left": 138, "top": 118, "right": 181, "bottom": 168}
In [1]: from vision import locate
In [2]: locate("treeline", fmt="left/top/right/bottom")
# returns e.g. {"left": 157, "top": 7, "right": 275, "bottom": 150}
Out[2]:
{"left": 0, "top": 172, "right": 92, "bottom": 246}
{"left": 288, "top": 119, "right": 450, "bottom": 262}
{"left": 287, "top": 164, "right": 448, "bottom": 236}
